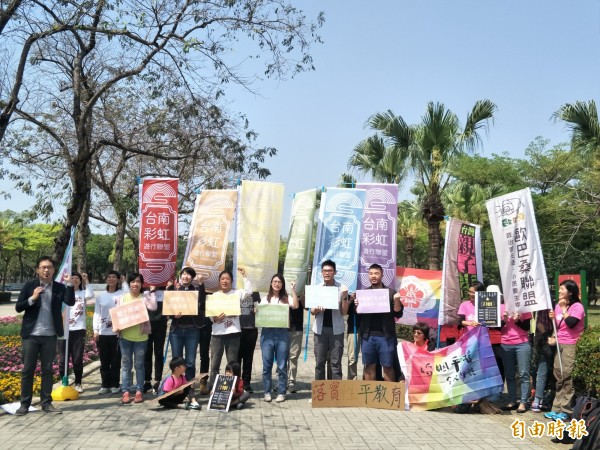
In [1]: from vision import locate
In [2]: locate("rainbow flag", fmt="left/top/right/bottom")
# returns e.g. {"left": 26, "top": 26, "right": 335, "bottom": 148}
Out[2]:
{"left": 395, "top": 267, "right": 441, "bottom": 330}
{"left": 397, "top": 327, "right": 502, "bottom": 411}
{"left": 56, "top": 226, "right": 76, "bottom": 340}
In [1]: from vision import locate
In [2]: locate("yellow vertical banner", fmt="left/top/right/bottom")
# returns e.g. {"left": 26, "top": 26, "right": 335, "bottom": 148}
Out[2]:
{"left": 235, "top": 180, "right": 284, "bottom": 292}
{"left": 183, "top": 189, "right": 238, "bottom": 293}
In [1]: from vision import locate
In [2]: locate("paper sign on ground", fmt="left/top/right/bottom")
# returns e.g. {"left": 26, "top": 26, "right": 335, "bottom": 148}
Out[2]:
{"left": 205, "top": 292, "right": 241, "bottom": 317}
{"left": 162, "top": 291, "right": 198, "bottom": 316}
{"left": 304, "top": 285, "right": 339, "bottom": 309}
{"left": 255, "top": 304, "right": 289, "bottom": 328}
{"left": 109, "top": 300, "right": 149, "bottom": 331}
{"left": 356, "top": 289, "right": 390, "bottom": 314}
{"left": 311, "top": 380, "right": 405, "bottom": 410}
{"left": 475, "top": 291, "right": 501, "bottom": 327}
{"left": 208, "top": 374, "right": 237, "bottom": 412}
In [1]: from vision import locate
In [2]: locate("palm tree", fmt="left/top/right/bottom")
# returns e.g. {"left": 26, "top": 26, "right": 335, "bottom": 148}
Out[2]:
{"left": 442, "top": 181, "right": 505, "bottom": 226}
{"left": 397, "top": 200, "right": 422, "bottom": 268}
{"left": 352, "top": 101, "right": 496, "bottom": 269}
{"left": 347, "top": 135, "right": 407, "bottom": 184}
{"left": 554, "top": 100, "right": 600, "bottom": 159}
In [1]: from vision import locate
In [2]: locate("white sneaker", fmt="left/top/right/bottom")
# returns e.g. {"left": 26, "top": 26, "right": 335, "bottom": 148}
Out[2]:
{"left": 110, "top": 387, "right": 121, "bottom": 394}
{"left": 275, "top": 394, "right": 285, "bottom": 403}
{"left": 75, "top": 384, "right": 84, "bottom": 393}
{"left": 264, "top": 393, "right": 272, "bottom": 402}
{"left": 98, "top": 387, "right": 110, "bottom": 394}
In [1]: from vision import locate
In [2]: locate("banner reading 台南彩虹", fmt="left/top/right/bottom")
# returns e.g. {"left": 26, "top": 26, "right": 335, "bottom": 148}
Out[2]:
{"left": 311, "top": 187, "right": 365, "bottom": 292}
{"left": 183, "top": 189, "right": 238, "bottom": 293}
{"left": 397, "top": 327, "right": 503, "bottom": 411}
{"left": 486, "top": 188, "right": 552, "bottom": 313}
{"left": 283, "top": 189, "right": 317, "bottom": 296}
{"left": 138, "top": 178, "right": 178, "bottom": 286}
{"left": 234, "top": 180, "right": 284, "bottom": 292}
{"left": 356, "top": 183, "right": 398, "bottom": 290}
{"left": 440, "top": 218, "right": 482, "bottom": 325}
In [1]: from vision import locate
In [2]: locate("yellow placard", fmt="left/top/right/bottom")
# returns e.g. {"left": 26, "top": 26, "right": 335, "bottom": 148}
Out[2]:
{"left": 162, "top": 291, "right": 198, "bottom": 316}
{"left": 205, "top": 292, "right": 241, "bottom": 317}
{"left": 311, "top": 380, "right": 405, "bottom": 410}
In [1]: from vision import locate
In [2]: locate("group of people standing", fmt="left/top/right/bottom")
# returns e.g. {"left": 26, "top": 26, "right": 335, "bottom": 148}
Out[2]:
{"left": 13, "top": 256, "right": 587, "bottom": 427}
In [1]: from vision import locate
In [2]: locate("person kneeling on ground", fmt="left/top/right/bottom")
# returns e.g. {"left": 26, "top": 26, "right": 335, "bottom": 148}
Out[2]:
{"left": 225, "top": 361, "right": 250, "bottom": 410}
{"left": 158, "top": 357, "right": 201, "bottom": 410}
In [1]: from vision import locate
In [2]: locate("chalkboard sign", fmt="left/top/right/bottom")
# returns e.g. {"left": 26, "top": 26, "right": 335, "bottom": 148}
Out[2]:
{"left": 239, "top": 292, "right": 259, "bottom": 329}
{"left": 475, "top": 291, "right": 500, "bottom": 327}
{"left": 207, "top": 374, "right": 237, "bottom": 412}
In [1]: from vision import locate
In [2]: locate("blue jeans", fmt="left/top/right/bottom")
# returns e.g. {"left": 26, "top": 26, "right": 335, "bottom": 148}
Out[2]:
{"left": 534, "top": 352, "right": 551, "bottom": 403}
{"left": 120, "top": 339, "right": 147, "bottom": 392}
{"left": 501, "top": 342, "right": 531, "bottom": 404}
{"left": 170, "top": 326, "right": 200, "bottom": 381}
{"left": 261, "top": 328, "right": 289, "bottom": 395}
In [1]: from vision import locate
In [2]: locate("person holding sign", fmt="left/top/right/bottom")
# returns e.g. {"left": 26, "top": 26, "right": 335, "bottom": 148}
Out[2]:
{"left": 93, "top": 271, "right": 129, "bottom": 395}
{"left": 353, "top": 264, "right": 403, "bottom": 382}
{"left": 208, "top": 267, "right": 252, "bottom": 388}
{"left": 157, "top": 357, "right": 201, "bottom": 410}
{"left": 458, "top": 281, "right": 485, "bottom": 332}
{"left": 167, "top": 267, "right": 207, "bottom": 390}
{"left": 545, "top": 280, "right": 585, "bottom": 422}
{"left": 257, "top": 274, "right": 299, "bottom": 403}
{"left": 500, "top": 302, "right": 532, "bottom": 413}
{"left": 311, "top": 260, "right": 349, "bottom": 381}
{"left": 114, "top": 273, "right": 157, "bottom": 404}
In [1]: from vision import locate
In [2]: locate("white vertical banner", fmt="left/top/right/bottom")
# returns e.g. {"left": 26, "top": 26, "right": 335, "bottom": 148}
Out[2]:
{"left": 56, "top": 226, "right": 76, "bottom": 340}
{"left": 486, "top": 188, "right": 552, "bottom": 313}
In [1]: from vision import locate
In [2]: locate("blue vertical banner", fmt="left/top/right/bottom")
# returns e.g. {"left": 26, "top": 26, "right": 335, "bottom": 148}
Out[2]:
{"left": 311, "top": 188, "right": 366, "bottom": 292}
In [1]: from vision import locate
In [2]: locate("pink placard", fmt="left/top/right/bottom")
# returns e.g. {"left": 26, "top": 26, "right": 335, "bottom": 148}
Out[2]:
{"left": 109, "top": 300, "right": 149, "bottom": 331}
{"left": 356, "top": 289, "right": 390, "bottom": 314}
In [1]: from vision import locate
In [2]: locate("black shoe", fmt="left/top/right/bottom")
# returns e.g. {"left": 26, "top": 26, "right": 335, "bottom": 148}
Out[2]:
{"left": 42, "top": 403, "right": 63, "bottom": 414}
{"left": 14, "top": 404, "right": 29, "bottom": 416}
{"left": 142, "top": 381, "right": 153, "bottom": 394}
{"left": 244, "top": 385, "right": 254, "bottom": 394}
{"left": 551, "top": 436, "right": 575, "bottom": 444}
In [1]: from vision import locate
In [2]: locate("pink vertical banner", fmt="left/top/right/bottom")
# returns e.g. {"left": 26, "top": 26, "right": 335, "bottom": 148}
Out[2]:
{"left": 356, "top": 183, "right": 398, "bottom": 290}
{"left": 139, "top": 178, "right": 178, "bottom": 286}
{"left": 440, "top": 218, "right": 482, "bottom": 325}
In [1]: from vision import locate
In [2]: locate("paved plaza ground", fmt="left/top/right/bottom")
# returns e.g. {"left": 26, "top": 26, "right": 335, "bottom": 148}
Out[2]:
{"left": 0, "top": 297, "right": 563, "bottom": 449}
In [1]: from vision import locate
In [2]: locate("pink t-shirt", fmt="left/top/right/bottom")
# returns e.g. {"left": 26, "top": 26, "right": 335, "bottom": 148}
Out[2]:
{"left": 555, "top": 302, "right": 585, "bottom": 344}
{"left": 500, "top": 304, "right": 532, "bottom": 345}
{"left": 162, "top": 374, "right": 188, "bottom": 393}
{"left": 458, "top": 301, "right": 476, "bottom": 331}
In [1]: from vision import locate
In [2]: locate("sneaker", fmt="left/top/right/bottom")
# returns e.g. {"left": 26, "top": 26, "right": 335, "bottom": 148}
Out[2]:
{"left": 531, "top": 402, "right": 542, "bottom": 413}
{"left": 555, "top": 412, "right": 570, "bottom": 421}
{"left": 74, "top": 384, "right": 84, "bottom": 393}
{"left": 288, "top": 382, "right": 297, "bottom": 394}
{"left": 133, "top": 391, "right": 143, "bottom": 403}
{"left": 42, "top": 403, "right": 62, "bottom": 414}
{"left": 110, "top": 387, "right": 121, "bottom": 394}
{"left": 236, "top": 402, "right": 244, "bottom": 410}
{"left": 121, "top": 391, "right": 133, "bottom": 404}
{"left": 264, "top": 393, "right": 272, "bottom": 403}
{"left": 244, "top": 385, "right": 254, "bottom": 394}
{"left": 98, "top": 387, "right": 110, "bottom": 395}
{"left": 275, "top": 394, "right": 286, "bottom": 403}
{"left": 544, "top": 411, "right": 559, "bottom": 419}
{"left": 142, "top": 381, "right": 153, "bottom": 393}
{"left": 14, "top": 404, "right": 29, "bottom": 416}
{"left": 187, "top": 402, "right": 201, "bottom": 410}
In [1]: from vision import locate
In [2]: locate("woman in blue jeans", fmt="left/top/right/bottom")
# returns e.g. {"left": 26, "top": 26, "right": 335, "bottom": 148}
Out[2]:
{"left": 500, "top": 303, "right": 532, "bottom": 413}
{"left": 167, "top": 267, "right": 206, "bottom": 382}
{"left": 257, "top": 274, "right": 299, "bottom": 403}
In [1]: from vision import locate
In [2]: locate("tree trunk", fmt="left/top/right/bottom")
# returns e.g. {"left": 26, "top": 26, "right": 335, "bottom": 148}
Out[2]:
{"left": 77, "top": 194, "right": 91, "bottom": 273}
{"left": 405, "top": 236, "right": 415, "bottom": 268}
{"left": 427, "top": 219, "right": 442, "bottom": 270}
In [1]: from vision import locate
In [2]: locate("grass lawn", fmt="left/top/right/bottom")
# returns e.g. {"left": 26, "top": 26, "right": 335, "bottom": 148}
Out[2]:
{"left": 587, "top": 304, "right": 600, "bottom": 327}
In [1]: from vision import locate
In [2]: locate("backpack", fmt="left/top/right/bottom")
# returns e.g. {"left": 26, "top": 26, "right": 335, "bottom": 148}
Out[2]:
{"left": 572, "top": 395, "right": 600, "bottom": 450}
{"left": 157, "top": 375, "right": 175, "bottom": 396}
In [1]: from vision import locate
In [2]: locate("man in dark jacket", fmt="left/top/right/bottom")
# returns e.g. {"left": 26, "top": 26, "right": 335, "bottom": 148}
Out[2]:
{"left": 15, "top": 256, "right": 76, "bottom": 416}
{"left": 354, "top": 263, "right": 403, "bottom": 382}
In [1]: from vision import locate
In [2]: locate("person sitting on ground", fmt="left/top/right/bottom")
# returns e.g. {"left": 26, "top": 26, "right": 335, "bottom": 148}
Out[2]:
{"left": 157, "top": 357, "right": 200, "bottom": 410}
{"left": 225, "top": 361, "right": 250, "bottom": 410}
{"left": 412, "top": 322, "right": 435, "bottom": 352}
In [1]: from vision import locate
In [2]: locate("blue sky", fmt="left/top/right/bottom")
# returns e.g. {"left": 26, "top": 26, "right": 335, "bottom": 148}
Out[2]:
{"left": 3, "top": 0, "right": 600, "bottom": 234}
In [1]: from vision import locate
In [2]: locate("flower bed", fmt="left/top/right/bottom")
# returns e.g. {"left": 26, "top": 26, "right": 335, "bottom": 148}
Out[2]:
{"left": 0, "top": 313, "right": 99, "bottom": 404}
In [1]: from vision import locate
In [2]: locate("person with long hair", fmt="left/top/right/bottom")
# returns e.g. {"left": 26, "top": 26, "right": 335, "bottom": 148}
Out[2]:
{"left": 114, "top": 272, "right": 157, "bottom": 404}
{"left": 257, "top": 274, "right": 299, "bottom": 403}
{"left": 58, "top": 272, "right": 95, "bottom": 393}
{"left": 93, "top": 271, "right": 129, "bottom": 395}
{"left": 545, "top": 280, "right": 585, "bottom": 422}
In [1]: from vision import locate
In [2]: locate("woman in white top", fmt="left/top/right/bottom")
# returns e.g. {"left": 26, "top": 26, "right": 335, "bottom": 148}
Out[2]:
{"left": 258, "top": 274, "right": 299, "bottom": 403}
{"left": 92, "top": 270, "right": 128, "bottom": 394}
{"left": 209, "top": 267, "right": 252, "bottom": 387}
{"left": 58, "top": 272, "right": 95, "bottom": 392}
